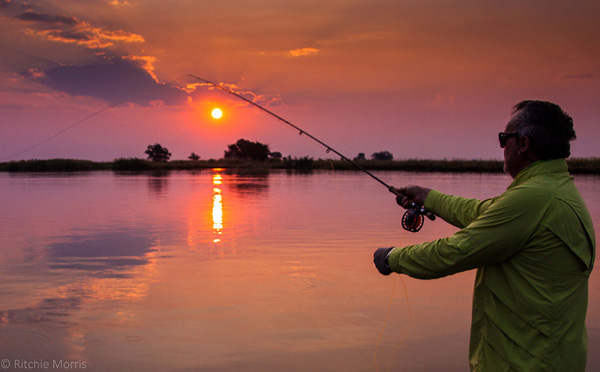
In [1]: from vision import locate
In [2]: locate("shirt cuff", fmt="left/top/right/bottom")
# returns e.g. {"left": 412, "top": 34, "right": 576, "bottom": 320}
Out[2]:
{"left": 423, "top": 189, "right": 442, "bottom": 214}
{"left": 386, "top": 247, "right": 401, "bottom": 273}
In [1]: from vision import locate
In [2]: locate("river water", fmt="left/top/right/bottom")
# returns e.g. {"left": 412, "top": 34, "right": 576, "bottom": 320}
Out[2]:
{"left": 0, "top": 170, "right": 598, "bottom": 371}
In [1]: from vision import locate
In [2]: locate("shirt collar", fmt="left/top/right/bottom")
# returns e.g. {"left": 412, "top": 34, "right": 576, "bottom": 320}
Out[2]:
{"left": 507, "top": 158, "right": 569, "bottom": 190}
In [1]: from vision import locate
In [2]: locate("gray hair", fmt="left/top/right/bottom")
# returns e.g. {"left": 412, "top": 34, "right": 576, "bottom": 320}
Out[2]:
{"left": 512, "top": 100, "right": 576, "bottom": 159}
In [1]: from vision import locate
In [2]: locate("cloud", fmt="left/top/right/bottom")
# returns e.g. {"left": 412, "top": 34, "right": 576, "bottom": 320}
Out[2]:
{"left": 426, "top": 93, "right": 456, "bottom": 108}
{"left": 185, "top": 80, "right": 282, "bottom": 107}
{"left": 87, "top": 24, "right": 145, "bottom": 43}
{"left": 25, "top": 21, "right": 144, "bottom": 49}
{"left": 25, "top": 68, "right": 46, "bottom": 79}
{"left": 17, "top": 8, "right": 79, "bottom": 25}
{"left": 32, "top": 57, "right": 187, "bottom": 106}
{"left": 7, "top": 2, "right": 144, "bottom": 49}
{"left": 109, "top": 0, "right": 131, "bottom": 6}
{"left": 287, "top": 47, "right": 319, "bottom": 57}
{"left": 562, "top": 73, "right": 593, "bottom": 80}
{"left": 27, "top": 28, "right": 111, "bottom": 49}
{"left": 3, "top": 2, "right": 173, "bottom": 106}
{"left": 122, "top": 55, "right": 158, "bottom": 82}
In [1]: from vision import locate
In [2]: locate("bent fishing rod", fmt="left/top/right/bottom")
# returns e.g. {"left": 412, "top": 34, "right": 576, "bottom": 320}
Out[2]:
{"left": 189, "top": 74, "right": 436, "bottom": 232}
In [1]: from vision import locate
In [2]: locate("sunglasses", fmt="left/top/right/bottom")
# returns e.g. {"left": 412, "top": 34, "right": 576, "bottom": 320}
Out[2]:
{"left": 498, "top": 132, "right": 520, "bottom": 148}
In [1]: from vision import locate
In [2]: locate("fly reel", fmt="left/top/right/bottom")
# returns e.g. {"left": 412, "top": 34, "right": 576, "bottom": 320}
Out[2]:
{"left": 402, "top": 209, "right": 425, "bottom": 232}
{"left": 401, "top": 203, "right": 436, "bottom": 232}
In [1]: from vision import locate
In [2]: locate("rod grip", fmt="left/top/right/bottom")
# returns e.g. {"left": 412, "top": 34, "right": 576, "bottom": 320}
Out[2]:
{"left": 389, "top": 186, "right": 436, "bottom": 221}
{"left": 411, "top": 202, "right": 436, "bottom": 221}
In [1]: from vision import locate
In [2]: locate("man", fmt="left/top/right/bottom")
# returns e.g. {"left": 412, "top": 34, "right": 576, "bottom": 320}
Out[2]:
{"left": 374, "top": 100, "right": 595, "bottom": 371}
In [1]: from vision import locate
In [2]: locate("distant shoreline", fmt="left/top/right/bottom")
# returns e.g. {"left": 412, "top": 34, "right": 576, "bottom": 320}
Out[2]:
{"left": 1, "top": 157, "right": 599, "bottom": 174}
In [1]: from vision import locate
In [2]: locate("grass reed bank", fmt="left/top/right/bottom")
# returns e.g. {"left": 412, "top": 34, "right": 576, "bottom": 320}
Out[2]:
{"left": 1, "top": 157, "right": 599, "bottom": 174}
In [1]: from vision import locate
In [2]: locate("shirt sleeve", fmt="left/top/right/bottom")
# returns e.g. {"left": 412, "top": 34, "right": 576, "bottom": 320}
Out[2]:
{"left": 389, "top": 184, "right": 549, "bottom": 279}
{"left": 424, "top": 189, "right": 494, "bottom": 229}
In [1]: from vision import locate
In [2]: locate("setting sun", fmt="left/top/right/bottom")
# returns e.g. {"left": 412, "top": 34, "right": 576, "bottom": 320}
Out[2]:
{"left": 211, "top": 108, "right": 223, "bottom": 119}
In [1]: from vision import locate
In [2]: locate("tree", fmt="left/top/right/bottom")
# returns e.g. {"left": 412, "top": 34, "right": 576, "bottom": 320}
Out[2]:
{"left": 269, "top": 151, "right": 282, "bottom": 160}
{"left": 354, "top": 152, "right": 366, "bottom": 161}
{"left": 188, "top": 152, "right": 200, "bottom": 161}
{"left": 371, "top": 151, "right": 393, "bottom": 161}
{"left": 145, "top": 143, "right": 172, "bottom": 162}
{"left": 224, "top": 138, "right": 271, "bottom": 161}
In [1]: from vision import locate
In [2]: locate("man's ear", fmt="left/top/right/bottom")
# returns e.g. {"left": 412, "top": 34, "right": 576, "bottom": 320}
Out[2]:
{"left": 518, "top": 135, "right": 538, "bottom": 162}
{"left": 519, "top": 135, "right": 530, "bottom": 151}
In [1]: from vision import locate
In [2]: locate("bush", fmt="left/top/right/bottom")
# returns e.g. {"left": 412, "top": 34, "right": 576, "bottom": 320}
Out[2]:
{"left": 283, "top": 156, "right": 314, "bottom": 170}
{"left": 112, "top": 158, "right": 152, "bottom": 171}
{"left": 371, "top": 151, "right": 394, "bottom": 161}
{"left": 4, "top": 159, "right": 102, "bottom": 172}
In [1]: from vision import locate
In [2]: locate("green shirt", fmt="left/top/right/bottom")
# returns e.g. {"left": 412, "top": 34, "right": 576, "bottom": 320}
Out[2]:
{"left": 387, "top": 159, "right": 596, "bottom": 371}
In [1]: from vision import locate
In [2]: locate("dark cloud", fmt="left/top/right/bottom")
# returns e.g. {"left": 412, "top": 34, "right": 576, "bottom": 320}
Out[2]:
{"left": 32, "top": 27, "right": 142, "bottom": 49}
{"left": 36, "top": 57, "right": 188, "bottom": 105}
{"left": 43, "top": 29, "right": 94, "bottom": 42}
{"left": 562, "top": 73, "right": 593, "bottom": 80}
{"left": 4, "top": 2, "right": 176, "bottom": 105}
{"left": 3, "top": 1, "right": 144, "bottom": 49}
{"left": 17, "top": 8, "right": 79, "bottom": 25}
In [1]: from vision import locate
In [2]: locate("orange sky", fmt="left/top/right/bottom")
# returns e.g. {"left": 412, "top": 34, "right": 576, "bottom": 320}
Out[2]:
{"left": 0, "top": 0, "right": 598, "bottom": 161}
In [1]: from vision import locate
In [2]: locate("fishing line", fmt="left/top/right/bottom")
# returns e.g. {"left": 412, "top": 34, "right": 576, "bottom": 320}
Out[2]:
{"left": 326, "top": 155, "right": 413, "bottom": 372}
{"left": 189, "top": 75, "right": 436, "bottom": 232}
{"left": 373, "top": 259, "right": 414, "bottom": 372}
{"left": 386, "top": 275, "right": 413, "bottom": 371}
{"left": 374, "top": 275, "right": 397, "bottom": 372}
{"left": 0, "top": 75, "right": 190, "bottom": 162}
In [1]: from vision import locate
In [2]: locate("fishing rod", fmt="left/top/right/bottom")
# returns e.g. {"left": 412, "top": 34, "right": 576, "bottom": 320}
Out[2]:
{"left": 189, "top": 74, "right": 436, "bottom": 232}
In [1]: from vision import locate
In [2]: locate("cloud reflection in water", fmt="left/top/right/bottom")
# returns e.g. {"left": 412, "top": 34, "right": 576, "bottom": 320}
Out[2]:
{"left": 46, "top": 230, "right": 156, "bottom": 278}
{"left": 1, "top": 227, "right": 159, "bottom": 331}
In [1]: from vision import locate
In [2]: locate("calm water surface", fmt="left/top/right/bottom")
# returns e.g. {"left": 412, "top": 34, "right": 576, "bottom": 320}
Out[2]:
{"left": 1, "top": 170, "right": 598, "bottom": 371}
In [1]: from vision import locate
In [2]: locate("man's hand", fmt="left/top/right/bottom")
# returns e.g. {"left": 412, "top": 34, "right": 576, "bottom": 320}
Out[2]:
{"left": 390, "top": 185, "right": 432, "bottom": 209}
{"left": 373, "top": 247, "right": 395, "bottom": 275}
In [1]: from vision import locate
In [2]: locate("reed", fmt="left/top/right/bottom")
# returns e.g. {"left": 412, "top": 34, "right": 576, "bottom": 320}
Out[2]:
{"left": 1, "top": 157, "right": 599, "bottom": 174}
{"left": 1, "top": 159, "right": 110, "bottom": 172}
{"left": 566, "top": 157, "right": 600, "bottom": 174}
{"left": 313, "top": 159, "right": 505, "bottom": 173}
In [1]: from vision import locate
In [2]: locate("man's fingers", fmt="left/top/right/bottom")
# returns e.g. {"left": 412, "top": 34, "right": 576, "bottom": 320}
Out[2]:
{"left": 396, "top": 195, "right": 412, "bottom": 209}
{"left": 396, "top": 195, "right": 403, "bottom": 207}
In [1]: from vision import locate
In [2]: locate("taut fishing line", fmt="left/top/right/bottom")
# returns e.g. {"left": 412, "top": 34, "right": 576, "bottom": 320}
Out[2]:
{"left": 326, "top": 148, "right": 413, "bottom": 372}
{"left": 0, "top": 75, "right": 190, "bottom": 162}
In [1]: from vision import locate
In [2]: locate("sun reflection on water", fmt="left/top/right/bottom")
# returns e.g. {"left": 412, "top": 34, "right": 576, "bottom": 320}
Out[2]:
{"left": 212, "top": 172, "right": 224, "bottom": 242}
{"left": 185, "top": 169, "right": 228, "bottom": 249}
